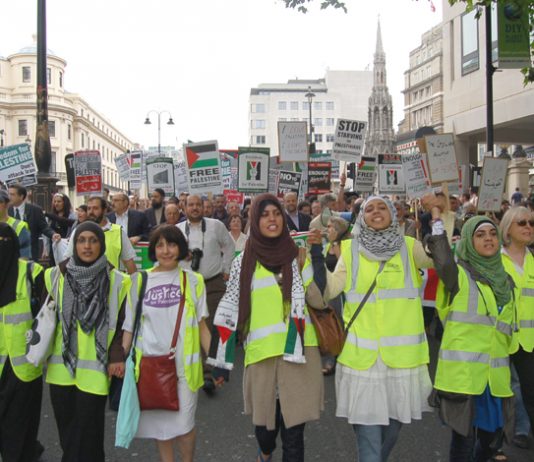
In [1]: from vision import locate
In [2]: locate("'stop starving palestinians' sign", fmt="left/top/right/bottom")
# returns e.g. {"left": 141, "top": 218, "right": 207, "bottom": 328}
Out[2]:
{"left": 184, "top": 141, "right": 223, "bottom": 195}
{"left": 333, "top": 119, "right": 367, "bottom": 162}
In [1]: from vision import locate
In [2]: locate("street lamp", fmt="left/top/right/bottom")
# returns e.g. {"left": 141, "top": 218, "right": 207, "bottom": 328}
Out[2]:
{"left": 305, "top": 86, "right": 316, "bottom": 155}
{"left": 144, "top": 110, "right": 174, "bottom": 154}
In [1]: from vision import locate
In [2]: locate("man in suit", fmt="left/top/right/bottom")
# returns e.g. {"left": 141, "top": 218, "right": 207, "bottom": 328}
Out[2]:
{"left": 284, "top": 191, "right": 311, "bottom": 232}
{"left": 108, "top": 191, "right": 149, "bottom": 244}
{"left": 8, "top": 184, "right": 60, "bottom": 261}
{"left": 144, "top": 188, "right": 166, "bottom": 230}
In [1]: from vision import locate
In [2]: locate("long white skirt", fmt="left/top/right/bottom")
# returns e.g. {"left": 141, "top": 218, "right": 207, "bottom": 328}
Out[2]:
{"left": 136, "top": 378, "right": 197, "bottom": 440}
{"left": 335, "top": 355, "right": 433, "bottom": 426}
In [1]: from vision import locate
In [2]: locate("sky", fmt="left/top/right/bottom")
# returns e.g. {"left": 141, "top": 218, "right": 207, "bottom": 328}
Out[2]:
{"left": 1, "top": 0, "right": 443, "bottom": 150}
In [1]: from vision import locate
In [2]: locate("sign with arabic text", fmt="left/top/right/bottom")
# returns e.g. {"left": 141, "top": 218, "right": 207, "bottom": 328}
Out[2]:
{"left": 74, "top": 150, "right": 102, "bottom": 195}
{"left": 425, "top": 134, "right": 459, "bottom": 184}
{"left": 477, "top": 157, "right": 509, "bottom": 212}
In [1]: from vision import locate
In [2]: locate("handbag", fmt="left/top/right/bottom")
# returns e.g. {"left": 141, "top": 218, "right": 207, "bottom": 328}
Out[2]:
{"left": 137, "top": 271, "right": 187, "bottom": 411}
{"left": 307, "top": 305, "right": 344, "bottom": 356}
{"left": 25, "top": 268, "right": 60, "bottom": 367}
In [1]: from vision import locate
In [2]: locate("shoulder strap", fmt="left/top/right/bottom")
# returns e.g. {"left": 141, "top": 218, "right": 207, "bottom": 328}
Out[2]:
{"left": 170, "top": 271, "right": 187, "bottom": 355}
{"left": 344, "top": 261, "right": 385, "bottom": 335}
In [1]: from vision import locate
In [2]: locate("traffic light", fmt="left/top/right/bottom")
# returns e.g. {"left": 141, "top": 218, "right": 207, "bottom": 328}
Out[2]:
{"left": 347, "top": 163, "right": 356, "bottom": 180}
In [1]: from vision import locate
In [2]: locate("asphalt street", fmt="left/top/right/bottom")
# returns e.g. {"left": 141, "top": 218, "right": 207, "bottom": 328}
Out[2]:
{"left": 34, "top": 338, "right": 534, "bottom": 462}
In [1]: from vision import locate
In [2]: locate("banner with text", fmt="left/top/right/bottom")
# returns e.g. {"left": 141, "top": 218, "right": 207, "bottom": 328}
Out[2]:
{"left": 115, "top": 152, "right": 131, "bottom": 181}
{"left": 74, "top": 150, "right": 102, "bottom": 195}
{"left": 310, "top": 151, "right": 340, "bottom": 179}
{"left": 146, "top": 156, "right": 175, "bottom": 196}
{"left": 354, "top": 156, "right": 376, "bottom": 193}
{"left": 277, "top": 170, "right": 302, "bottom": 197}
{"left": 333, "top": 119, "right": 367, "bottom": 162}
{"left": 308, "top": 162, "right": 331, "bottom": 194}
{"left": 401, "top": 152, "right": 432, "bottom": 199}
{"left": 184, "top": 140, "right": 223, "bottom": 195}
{"left": 425, "top": 134, "right": 459, "bottom": 184}
{"left": 277, "top": 121, "right": 308, "bottom": 162}
{"left": 378, "top": 154, "right": 405, "bottom": 194}
{"left": 497, "top": 1, "right": 531, "bottom": 69}
{"left": 174, "top": 160, "right": 189, "bottom": 194}
{"left": 129, "top": 151, "right": 143, "bottom": 190}
{"left": 237, "top": 147, "right": 270, "bottom": 193}
{"left": 0, "top": 143, "right": 37, "bottom": 184}
{"left": 477, "top": 156, "right": 509, "bottom": 212}
{"left": 220, "top": 149, "right": 238, "bottom": 190}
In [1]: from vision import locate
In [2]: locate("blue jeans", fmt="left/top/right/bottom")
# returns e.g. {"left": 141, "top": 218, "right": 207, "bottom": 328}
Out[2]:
{"left": 511, "top": 364, "right": 531, "bottom": 436}
{"left": 352, "top": 419, "right": 402, "bottom": 462}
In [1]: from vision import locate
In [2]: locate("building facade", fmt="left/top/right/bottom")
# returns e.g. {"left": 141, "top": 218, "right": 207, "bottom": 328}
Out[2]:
{"left": 248, "top": 70, "right": 373, "bottom": 156}
{"left": 0, "top": 45, "right": 136, "bottom": 195}
{"left": 399, "top": 24, "right": 444, "bottom": 135}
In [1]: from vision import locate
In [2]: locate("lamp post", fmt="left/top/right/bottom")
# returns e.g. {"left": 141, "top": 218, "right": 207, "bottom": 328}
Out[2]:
{"left": 305, "top": 86, "right": 316, "bottom": 155}
{"left": 144, "top": 110, "right": 174, "bottom": 154}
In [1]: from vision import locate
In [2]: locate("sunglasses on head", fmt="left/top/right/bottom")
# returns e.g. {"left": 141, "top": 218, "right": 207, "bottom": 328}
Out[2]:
{"left": 515, "top": 219, "right": 534, "bottom": 227}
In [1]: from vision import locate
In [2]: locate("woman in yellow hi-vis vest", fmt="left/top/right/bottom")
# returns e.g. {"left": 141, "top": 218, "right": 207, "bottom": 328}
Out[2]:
{"left": 44, "top": 221, "right": 130, "bottom": 462}
{"left": 0, "top": 222, "right": 44, "bottom": 462}
{"left": 499, "top": 206, "right": 534, "bottom": 442}
{"left": 308, "top": 195, "right": 434, "bottom": 462}
{"left": 427, "top": 209, "right": 516, "bottom": 462}
{"left": 121, "top": 225, "right": 211, "bottom": 462}
{"left": 208, "top": 193, "right": 323, "bottom": 462}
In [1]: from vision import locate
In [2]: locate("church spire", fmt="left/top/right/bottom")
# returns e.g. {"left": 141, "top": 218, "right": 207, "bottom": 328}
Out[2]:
{"left": 365, "top": 18, "right": 395, "bottom": 158}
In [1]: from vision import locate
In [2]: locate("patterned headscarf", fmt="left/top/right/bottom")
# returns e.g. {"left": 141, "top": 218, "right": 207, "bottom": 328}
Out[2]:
{"left": 353, "top": 196, "right": 404, "bottom": 261}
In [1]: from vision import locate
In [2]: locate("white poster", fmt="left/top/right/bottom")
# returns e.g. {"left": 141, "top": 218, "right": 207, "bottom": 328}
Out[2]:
{"left": 237, "top": 147, "right": 270, "bottom": 193}
{"left": 333, "top": 119, "right": 367, "bottom": 162}
{"left": 401, "top": 152, "right": 432, "bottom": 199}
{"left": 114, "top": 152, "right": 130, "bottom": 181}
{"left": 277, "top": 121, "right": 308, "bottom": 162}
{"left": 425, "top": 134, "right": 459, "bottom": 184}
{"left": 184, "top": 140, "right": 223, "bottom": 195}
{"left": 174, "top": 160, "right": 189, "bottom": 194}
{"left": 477, "top": 157, "right": 509, "bottom": 212}
{"left": 146, "top": 157, "right": 175, "bottom": 196}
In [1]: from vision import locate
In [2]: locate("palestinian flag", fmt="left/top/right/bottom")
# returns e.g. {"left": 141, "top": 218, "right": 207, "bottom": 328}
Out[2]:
{"left": 186, "top": 143, "right": 219, "bottom": 169}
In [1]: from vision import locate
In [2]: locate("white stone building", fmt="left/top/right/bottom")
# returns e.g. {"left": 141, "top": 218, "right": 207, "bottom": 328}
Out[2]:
{"left": 0, "top": 45, "right": 136, "bottom": 194}
{"left": 248, "top": 70, "right": 373, "bottom": 156}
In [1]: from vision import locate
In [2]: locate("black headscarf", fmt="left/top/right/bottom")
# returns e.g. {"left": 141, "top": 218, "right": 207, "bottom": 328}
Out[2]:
{"left": 0, "top": 222, "right": 20, "bottom": 306}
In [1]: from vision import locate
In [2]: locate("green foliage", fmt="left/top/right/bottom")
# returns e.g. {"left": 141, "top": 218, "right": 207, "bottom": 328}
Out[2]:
{"left": 282, "top": 0, "right": 347, "bottom": 14}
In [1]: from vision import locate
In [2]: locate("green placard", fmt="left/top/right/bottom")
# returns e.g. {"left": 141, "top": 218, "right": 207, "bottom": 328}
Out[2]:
{"left": 133, "top": 243, "right": 153, "bottom": 270}
{"left": 497, "top": 1, "right": 531, "bottom": 69}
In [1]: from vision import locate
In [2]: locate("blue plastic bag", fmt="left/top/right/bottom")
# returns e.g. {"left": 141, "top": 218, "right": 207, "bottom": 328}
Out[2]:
{"left": 115, "top": 354, "right": 140, "bottom": 448}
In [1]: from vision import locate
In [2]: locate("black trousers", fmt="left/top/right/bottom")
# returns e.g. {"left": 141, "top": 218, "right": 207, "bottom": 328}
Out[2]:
{"left": 511, "top": 346, "right": 534, "bottom": 431}
{"left": 0, "top": 360, "right": 43, "bottom": 462}
{"left": 450, "top": 428, "right": 500, "bottom": 462}
{"left": 255, "top": 400, "right": 306, "bottom": 462}
{"left": 49, "top": 384, "right": 107, "bottom": 462}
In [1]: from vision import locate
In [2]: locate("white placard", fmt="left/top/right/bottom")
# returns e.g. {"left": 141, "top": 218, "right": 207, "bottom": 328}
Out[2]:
{"left": 401, "top": 152, "right": 432, "bottom": 199}
{"left": 114, "top": 152, "right": 130, "bottom": 181}
{"left": 146, "top": 157, "right": 175, "bottom": 196}
{"left": 333, "top": 119, "right": 367, "bottom": 162}
{"left": 174, "top": 161, "right": 189, "bottom": 194}
{"left": 277, "top": 121, "right": 308, "bottom": 162}
{"left": 477, "top": 156, "right": 509, "bottom": 212}
{"left": 237, "top": 147, "right": 270, "bottom": 192}
{"left": 425, "top": 134, "right": 459, "bottom": 184}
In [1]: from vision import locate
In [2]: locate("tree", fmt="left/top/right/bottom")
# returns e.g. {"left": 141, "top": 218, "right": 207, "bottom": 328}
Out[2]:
{"left": 283, "top": 0, "right": 533, "bottom": 84}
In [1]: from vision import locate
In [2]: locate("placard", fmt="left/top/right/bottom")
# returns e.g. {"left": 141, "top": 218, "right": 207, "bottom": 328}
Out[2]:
{"left": 0, "top": 143, "right": 37, "bottom": 183}
{"left": 146, "top": 157, "right": 175, "bottom": 196}
{"left": 333, "top": 119, "right": 367, "bottom": 162}
{"left": 310, "top": 151, "right": 340, "bottom": 179}
{"left": 6, "top": 174, "right": 37, "bottom": 188}
{"left": 353, "top": 156, "right": 376, "bottom": 193}
{"left": 308, "top": 162, "right": 331, "bottom": 194}
{"left": 425, "top": 134, "right": 459, "bottom": 184}
{"left": 174, "top": 160, "right": 189, "bottom": 194}
{"left": 277, "top": 121, "right": 308, "bottom": 162}
{"left": 184, "top": 140, "right": 223, "bottom": 195}
{"left": 74, "top": 150, "right": 102, "bottom": 195}
{"left": 114, "top": 152, "right": 131, "bottom": 181}
{"left": 64, "top": 153, "right": 75, "bottom": 188}
{"left": 220, "top": 149, "right": 238, "bottom": 190}
{"left": 237, "top": 147, "right": 270, "bottom": 193}
{"left": 129, "top": 151, "right": 143, "bottom": 190}
{"left": 477, "top": 156, "right": 509, "bottom": 212}
{"left": 223, "top": 189, "right": 245, "bottom": 205}
{"left": 268, "top": 167, "right": 280, "bottom": 195}
{"left": 401, "top": 152, "right": 432, "bottom": 199}
{"left": 277, "top": 170, "right": 302, "bottom": 197}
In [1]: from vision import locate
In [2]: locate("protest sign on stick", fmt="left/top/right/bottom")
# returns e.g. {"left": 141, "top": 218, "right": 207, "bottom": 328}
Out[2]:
{"left": 278, "top": 121, "right": 308, "bottom": 162}
{"left": 74, "top": 150, "right": 102, "bottom": 195}
{"left": 184, "top": 141, "right": 223, "bottom": 195}
{"left": 477, "top": 157, "right": 509, "bottom": 212}
{"left": 333, "top": 119, "right": 367, "bottom": 162}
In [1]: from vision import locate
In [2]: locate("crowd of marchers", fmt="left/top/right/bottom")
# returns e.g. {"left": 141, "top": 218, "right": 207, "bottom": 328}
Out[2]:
{"left": 1, "top": 179, "right": 534, "bottom": 462}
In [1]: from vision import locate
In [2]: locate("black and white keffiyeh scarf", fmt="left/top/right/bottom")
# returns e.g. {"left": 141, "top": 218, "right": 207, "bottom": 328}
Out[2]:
{"left": 62, "top": 255, "right": 110, "bottom": 376}
{"left": 353, "top": 196, "right": 404, "bottom": 262}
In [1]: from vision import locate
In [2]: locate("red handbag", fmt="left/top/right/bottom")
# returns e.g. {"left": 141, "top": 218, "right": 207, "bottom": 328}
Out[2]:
{"left": 137, "top": 272, "right": 187, "bottom": 411}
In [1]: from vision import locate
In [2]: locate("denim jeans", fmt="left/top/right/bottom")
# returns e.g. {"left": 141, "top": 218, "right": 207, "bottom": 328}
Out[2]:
{"left": 511, "top": 363, "right": 531, "bottom": 436}
{"left": 255, "top": 400, "right": 305, "bottom": 462}
{"left": 352, "top": 419, "right": 402, "bottom": 462}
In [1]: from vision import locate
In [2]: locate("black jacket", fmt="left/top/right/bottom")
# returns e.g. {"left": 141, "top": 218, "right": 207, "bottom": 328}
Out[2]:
{"left": 9, "top": 203, "right": 55, "bottom": 260}
{"left": 286, "top": 212, "right": 311, "bottom": 232}
{"left": 144, "top": 206, "right": 166, "bottom": 230}
{"left": 108, "top": 209, "right": 149, "bottom": 241}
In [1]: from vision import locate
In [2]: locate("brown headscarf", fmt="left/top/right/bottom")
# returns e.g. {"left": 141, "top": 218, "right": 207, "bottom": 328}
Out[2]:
{"left": 238, "top": 193, "right": 299, "bottom": 330}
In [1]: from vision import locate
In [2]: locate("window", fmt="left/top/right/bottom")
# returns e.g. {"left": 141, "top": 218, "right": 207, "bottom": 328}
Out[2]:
{"left": 278, "top": 101, "right": 287, "bottom": 110}
{"left": 80, "top": 109, "right": 84, "bottom": 117}
{"left": 67, "top": 124, "right": 71, "bottom": 140}
{"left": 461, "top": 9, "right": 479, "bottom": 75}
{"left": 81, "top": 132, "right": 85, "bottom": 147}
{"left": 426, "top": 86, "right": 431, "bottom": 97}
{"left": 302, "top": 102, "right": 310, "bottom": 110}
{"left": 50, "top": 151, "right": 56, "bottom": 173}
{"left": 413, "top": 91, "right": 418, "bottom": 103}
{"left": 254, "top": 103, "right": 265, "bottom": 113}
{"left": 48, "top": 121, "right": 56, "bottom": 138}
{"left": 256, "top": 135, "right": 266, "bottom": 144}
{"left": 290, "top": 101, "right": 298, "bottom": 110}
{"left": 314, "top": 118, "right": 323, "bottom": 126}
{"left": 326, "top": 118, "right": 335, "bottom": 126}
{"left": 22, "top": 66, "right": 31, "bottom": 83}
{"left": 92, "top": 140, "right": 96, "bottom": 149}
{"left": 326, "top": 134, "right": 335, "bottom": 142}
{"left": 313, "top": 101, "right": 322, "bottom": 111}
{"left": 18, "top": 120, "right": 28, "bottom": 136}
{"left": 325, "top": 101, "right": 334, "bottom": 110}
{"left": 59, "top": 71, "right": 63, "bottom": 87}
{"left": 314, "top": 134, "right": 323, "bottom": 143}
{"left": 47, "top": 67, "right": 52, "bottom": 85}
{"left": 253, "top": 120, "right": 266, "bottom": 129}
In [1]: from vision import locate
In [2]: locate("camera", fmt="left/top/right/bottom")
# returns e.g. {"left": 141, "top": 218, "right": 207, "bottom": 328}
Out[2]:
{"left": 190, "top": 248, "right": 203, "bottom": 271}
